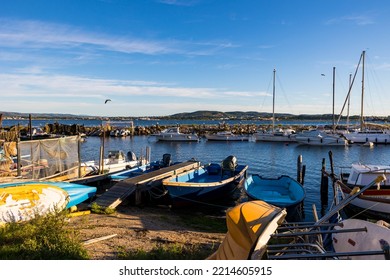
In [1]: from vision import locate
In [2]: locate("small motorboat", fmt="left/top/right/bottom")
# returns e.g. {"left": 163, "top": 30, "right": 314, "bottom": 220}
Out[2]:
{"left": 162, "top": 155, "right": 248, "bottom": 208}
{"left": 204, "top": 131, "right": 249, "bottom": 141}
{"left": 244, "top": 174, "right": 305, "bottom": 221}
{"left": 150, "top": 127, "right": 199, "bottom": 142}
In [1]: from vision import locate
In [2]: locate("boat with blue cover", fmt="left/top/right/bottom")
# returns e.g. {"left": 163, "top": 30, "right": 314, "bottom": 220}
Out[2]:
{"left": 162, "top": 156, "right": 248, "bottom": 208}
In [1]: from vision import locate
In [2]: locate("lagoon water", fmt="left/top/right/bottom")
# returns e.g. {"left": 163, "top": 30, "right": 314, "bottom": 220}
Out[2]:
{"left": 81, "top": 134, "right": 390, "bottom": 222}
{"left": 4, "top": 118, "right": 390, "bottom": 221}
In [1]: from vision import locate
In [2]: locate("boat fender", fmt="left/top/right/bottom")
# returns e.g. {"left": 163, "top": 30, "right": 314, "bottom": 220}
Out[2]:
{"left": 350, "top": 186, "right": 360, "bottom": 195}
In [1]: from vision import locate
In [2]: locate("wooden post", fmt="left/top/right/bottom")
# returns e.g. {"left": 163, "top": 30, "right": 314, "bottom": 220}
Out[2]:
{"left": 146, "top": 146, "right": 151, "bottom": 164}
{"left": 297, "top": 155, "right": 303, "bottom": 184}
{"left": 99, "top": 122, "right": 105, "bottom": 174}
{"left": 130, "top": 120, "right": 134, "bottom": 136}
{"left": 328, "top": 150, "right": 337, "bottom": 206}
{"left": 78, "top": 135, "right": 81, "bottom": 178}
{"left": 320, "top": 158, "right": 329, "bottom": 205}
{"left": 29, "top": 114, "right": 32, "bottom": 140}
{"left": 16, "top": 125, "right": 21, "bottom": 177}
{"left": 99, "top": 146, "right": 104, "bottom": 174}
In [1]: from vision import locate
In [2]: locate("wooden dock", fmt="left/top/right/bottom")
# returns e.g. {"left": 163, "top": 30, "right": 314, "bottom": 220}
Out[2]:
{"left": 91, "top": 160, "right": 200, "bottom": 209}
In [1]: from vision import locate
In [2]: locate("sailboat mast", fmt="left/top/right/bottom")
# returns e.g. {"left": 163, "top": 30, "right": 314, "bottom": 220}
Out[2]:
{"left": 360, "top": 50, "right": 365, "bottom": 130}
{"left": 332, "top": 66, "right": 336, "bottom": 133}
{"left": 346, "top": 73, "right": 352, "bottom": 129}
{"left": 272, "top": 69, "right": 276, "bottom": 132}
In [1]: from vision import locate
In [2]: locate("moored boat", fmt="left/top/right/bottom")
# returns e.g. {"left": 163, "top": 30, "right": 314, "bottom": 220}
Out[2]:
{"left": 338, "top": 163, "right": 390, "bottom": 222}
{"left": 253, "top": 128, "right": 297, "bottom": 143}
{"left": 244, "top": 174, "right": 305, "bottom": 221}
{"left": 162, "top": 156, "right": 248, "bottom": 208}
{"left": 204, "top": 131, "right": 249, "bottom": 141}
{"left": 82, "top": 150, "right": 143, "bottom": 175}
{"left": 151, "top": 127, "right": 199, "bottom": 142}
{"left": 295, "top": 129, "right": 348, "bottom": 146}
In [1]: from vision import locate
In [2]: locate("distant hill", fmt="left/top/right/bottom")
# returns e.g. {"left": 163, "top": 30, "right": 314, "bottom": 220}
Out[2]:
{"left": 1, "top": 110, "right": 387, "bottom": 121}
{"left": 0, "top": 111, "right": 95, "bottom": 119}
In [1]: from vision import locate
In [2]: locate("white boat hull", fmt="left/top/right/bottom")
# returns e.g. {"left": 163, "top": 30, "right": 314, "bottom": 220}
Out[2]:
{"left": 295, "top": 130, "right": 347, "bottom": 146}
{"left": 333, "top": 219, "right": 390, "bottom": 260}
{"left": 344, "top": 132, "right": 390, "bottom": 144}
{"left": 205, "top": 134, "right": 249, "bottom": 141}
{"left": 254, "top": 134, "right": 296, "bottom": 142}
{"left": 155, "top": 134, "right": 199, "bottom": 142}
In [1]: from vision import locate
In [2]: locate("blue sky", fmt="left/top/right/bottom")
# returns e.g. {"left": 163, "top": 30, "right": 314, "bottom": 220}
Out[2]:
{"left": 1, "top": 0, "right": 389, "bottom": 117}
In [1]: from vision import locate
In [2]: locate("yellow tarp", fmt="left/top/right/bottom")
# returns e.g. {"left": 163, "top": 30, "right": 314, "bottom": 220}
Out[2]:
{"left": 208, "top": 200, "right": 286, "bottom": 260}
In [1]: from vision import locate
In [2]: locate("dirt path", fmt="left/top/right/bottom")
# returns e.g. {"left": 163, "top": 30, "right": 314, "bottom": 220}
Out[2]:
{"left": 67, "top": 205, "right": 226, "bottom": 260}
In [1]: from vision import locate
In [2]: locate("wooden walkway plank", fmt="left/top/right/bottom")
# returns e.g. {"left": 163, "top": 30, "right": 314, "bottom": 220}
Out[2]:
{"left": 91, "top": 161, "right": 200, "bottom": 209}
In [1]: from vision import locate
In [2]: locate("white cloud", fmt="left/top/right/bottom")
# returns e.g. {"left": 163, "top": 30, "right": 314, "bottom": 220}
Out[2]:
{"left": 325, "top": 15, "right": 375, "bottom": 26}
{"left": 0, "top": 18, "right": 235, "bottom": 57}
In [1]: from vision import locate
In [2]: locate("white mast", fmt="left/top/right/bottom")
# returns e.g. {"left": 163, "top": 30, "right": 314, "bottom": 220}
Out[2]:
{"left": 272, "top": 69, "right": 276, "bottom": 132}
{"left": 360, "top": 50, "right": 365, "bottom": 130}
{"left": 332, "top": 66, "right": 336, "bottom": 133}
{"left": 346, "top": 73, "right": 352, "bottom": 129}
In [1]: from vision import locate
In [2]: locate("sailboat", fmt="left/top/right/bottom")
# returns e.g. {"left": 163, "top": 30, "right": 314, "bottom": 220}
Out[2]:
{"left": 253, "top": 69, "right": 297, "bottom": 142}
{"left": 341, "top": 51, "right": 390, "bottom": 144}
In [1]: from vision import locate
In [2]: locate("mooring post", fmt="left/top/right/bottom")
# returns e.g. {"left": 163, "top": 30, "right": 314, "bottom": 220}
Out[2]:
{"left": 328, "top": 150, "right": 338, "bottom": 206}
{"left": 16, "top": 124, "right": 21, "bottom": 177}
{"left": 297, "top": 155, "right": 302, "bottom": 184}
{"left": 29, "top": 114, "right": 32, "bottom": 140}
{"left": 320, "top": 158, "right": 329, "bottom": 205}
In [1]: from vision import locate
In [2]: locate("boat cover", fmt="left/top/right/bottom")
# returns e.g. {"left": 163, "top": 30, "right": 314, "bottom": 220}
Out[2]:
{"left": 207, "top": 200, "right": 286, "bottom": 260}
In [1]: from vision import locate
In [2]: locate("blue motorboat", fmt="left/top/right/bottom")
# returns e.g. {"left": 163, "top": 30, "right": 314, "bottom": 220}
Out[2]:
{"left": 162, "top": 156, "right": 248, "bottom": 208}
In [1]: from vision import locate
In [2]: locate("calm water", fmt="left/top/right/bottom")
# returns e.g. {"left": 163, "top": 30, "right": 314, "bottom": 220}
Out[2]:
{"left": 80, "top": 135, "right": 390, "bottom": 221}
{"left": 4, "top": 118, "right": 389, "bottom": 220}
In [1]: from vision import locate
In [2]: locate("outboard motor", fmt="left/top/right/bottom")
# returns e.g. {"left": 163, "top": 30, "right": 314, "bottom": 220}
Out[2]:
{"left": 161, "top": 153, "right": 172, "bottom": 167}
{"left": 127, "top": 151, "right": 137, "bottom": 161}
{"left": 221, "top": 155, "right": 237, "bottom": 177}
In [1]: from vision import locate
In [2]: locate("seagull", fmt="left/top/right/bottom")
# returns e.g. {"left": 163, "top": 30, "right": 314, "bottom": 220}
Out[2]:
{"left": 104, "top": 99, "right": 111, "bottom": 104}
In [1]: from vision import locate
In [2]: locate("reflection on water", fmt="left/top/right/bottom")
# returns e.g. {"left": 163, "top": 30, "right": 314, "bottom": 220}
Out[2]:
{"left": 80, "top": 136, "right": 390, "bottom": 221}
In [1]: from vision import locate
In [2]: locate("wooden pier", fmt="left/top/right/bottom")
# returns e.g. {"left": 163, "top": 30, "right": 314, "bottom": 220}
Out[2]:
{"left": 91, "top": 160, "right": 200, "bottom": 209}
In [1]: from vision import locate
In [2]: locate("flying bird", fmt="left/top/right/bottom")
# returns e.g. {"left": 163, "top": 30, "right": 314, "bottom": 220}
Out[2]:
{"left": 105, "top": 99, "right": 111, "bottom": 104}
{"left": 321, "top": 74, "right": 326, "bottom": 76}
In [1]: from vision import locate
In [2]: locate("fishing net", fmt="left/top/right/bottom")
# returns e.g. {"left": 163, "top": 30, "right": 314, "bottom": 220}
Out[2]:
{"left": 0, "top": 136, "right": 82, "bottom": 181}
{"left": 19, "top": 136, "right": 81, "bottom": 180}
